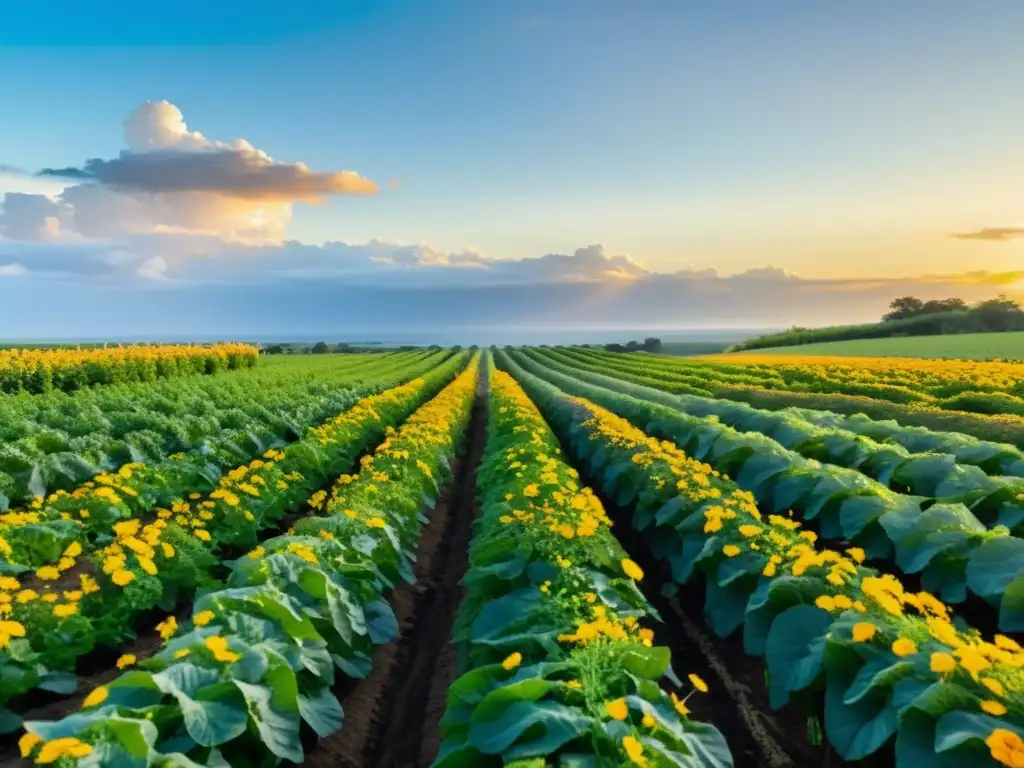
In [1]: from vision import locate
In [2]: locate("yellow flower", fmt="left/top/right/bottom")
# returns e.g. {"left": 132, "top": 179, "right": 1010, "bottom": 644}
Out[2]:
{"left": 671, "top": 691, "right": 689, "bottom": 717}
{"left": 82, "top": 686, "right": 109, "bottom": 708}
{"left": 604, "top": 698, "right": 628, "bottom": 720}
{"left": 982, "top": 700, "right": 1008, "bottom": 717}
{"left": 205, "top": 635, "right": 241, "bottom": 663}
{"left": 987, "top": 728, "right": 1024, "bottom": 766}
{"left": 116, "top": 654, "right": 136, "bottom": 669}
{"left": 689, "top": 673, "right": 708, "bottom": 693}
{"left": 193, "top": 610, "right": 215, "bottom": 627}
{"left": 18, "top": 731, "right": 42, "bottom": 758}
{"left": 642, "top": 713, "right": 656, "bottom": 728}
{"left": 53, "top": 603, "right": 77, "bottom": 619}
{"left": 892, "top": 638, "right": 917, "bottom": 657}
{"left": 35, "top": 737, "right": 93, "bottom": 763}
{"left": 502, "top": 652, "right": 522, "bottom": 670}
{"left": 112, "top": 568, "right": 135, "bottom": 586}
{"left": 622, "top": 735, "right": 647, "bottom": 766}
{"left": 366, "top": 517, "right": 387, "bottom": 529}
{"left": 36, "top": 566, "right": 60, "bottom": 581}
{"left": 566, "top": 680, "right": 582, "bottom": 690}
{"left": 852, "top": 622, "right": 877, "bottom": 642}
{"left": 722, "top": 544, "right": 741, "bottom": 557}
{"left": 0, "top": 619, "right": 27, "bottom": 648}
{"left": 930, "top": 653, "right": 956, "bottom": 674}
{"left": 173, "top": 648, "right": 191, "bottom": 659}
{"left": 621, "top": 558, "right": 644, "bottom": 581}
{"left": 156, "top": 615, "right": 178, "bottom": 640}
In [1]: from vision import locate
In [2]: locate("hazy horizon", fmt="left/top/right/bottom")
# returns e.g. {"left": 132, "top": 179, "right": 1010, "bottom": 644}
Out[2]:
{"left": 1, "top": 1, "right": 1022, "bottom": 336}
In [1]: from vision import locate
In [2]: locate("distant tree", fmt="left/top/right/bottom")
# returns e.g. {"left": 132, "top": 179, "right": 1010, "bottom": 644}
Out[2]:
{"left": 603, "top": 343, "right": 627, "bottom": 353}
{"left": 310, "top": 342, "right": 330, "bottom": 354}
{"left": 920, "top": 298, "right": 969, "bottom": 315}
{"left": 642, "top": 337, "right": 663, "bottom": 353}
{"left": 883, "top": 296, "right": 925, "bottom": 322}
{"left": 975, "top": 295, "right": 1024, "bottom": 331}
{"left": 264, "top": 344, "right": 285, "bottom": 355}
{"left": 334, "top": 343, "right": 355, "bottom": 354}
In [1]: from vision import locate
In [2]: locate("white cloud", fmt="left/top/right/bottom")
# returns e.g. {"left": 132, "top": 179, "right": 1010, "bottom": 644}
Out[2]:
{"left": 2, "top": 100, "right": 377, "bottom": 246}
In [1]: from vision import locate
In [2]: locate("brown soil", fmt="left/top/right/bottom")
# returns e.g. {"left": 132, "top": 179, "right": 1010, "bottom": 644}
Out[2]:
{"left": 304, "top": 369, "right": 487, "bottom": 768}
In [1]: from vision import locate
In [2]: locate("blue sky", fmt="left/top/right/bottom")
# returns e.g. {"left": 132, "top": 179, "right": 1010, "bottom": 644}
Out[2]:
{"left": 0, "top": 1, "right": 1021, "bottom": 337}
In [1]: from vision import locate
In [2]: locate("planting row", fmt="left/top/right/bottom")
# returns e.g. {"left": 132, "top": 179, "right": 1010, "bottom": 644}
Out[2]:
{"left": 0, "top": 343, "right": 258, "bottom": 396}
{"left": 563, "top": 346, "right": 1024, "bottom": 416}
{"left": 0, "top": 350, "right": 449, "bottom": 570}
{"left": 0, "top": 349, "right": 438, "bottom": 506}
{"left": 536, "top": 347, "right": 1024, "bottom": 477}
{"left": 0, "top": 352, "right": 468, "bottom": 732}
{"left": 433, "top": 366, "right": 730, "bottom": 767}
{"left": 511, "top": 349, "right": 1024, "bottom": 631}
{"left": 501, "top": 352, "right": 1024, "bottom": 768}
{"left": 530, "top": 348, "right": 1024, "bottom": 496}
{"left": 15, "top": 355, "right": 481, "bottom": 765}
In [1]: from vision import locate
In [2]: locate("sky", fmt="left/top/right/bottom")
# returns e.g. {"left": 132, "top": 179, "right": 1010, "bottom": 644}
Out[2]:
{"left": 0, "top": 0, "right": 1022, "bottom": 339}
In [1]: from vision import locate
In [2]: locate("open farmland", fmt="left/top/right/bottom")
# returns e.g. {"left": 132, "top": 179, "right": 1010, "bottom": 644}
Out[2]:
{"left": 4, "top": 343, "right": 1024, "bottom": 767}
{"left": 720, "top": 331, "right": 1024, "bottom": 360}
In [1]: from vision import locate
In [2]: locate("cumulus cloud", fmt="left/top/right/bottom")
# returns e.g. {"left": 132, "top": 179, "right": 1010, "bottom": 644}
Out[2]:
{"left": 951, "top": 226, "right": 1024, "bottom": 242}
{"left": 1, "top": 100, "right": 377, "bottom": 245}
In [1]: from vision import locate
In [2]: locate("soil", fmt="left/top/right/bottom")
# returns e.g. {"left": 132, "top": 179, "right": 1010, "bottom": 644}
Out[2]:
{"left": 303, "top": 368, "right": 487, "bottom": 768}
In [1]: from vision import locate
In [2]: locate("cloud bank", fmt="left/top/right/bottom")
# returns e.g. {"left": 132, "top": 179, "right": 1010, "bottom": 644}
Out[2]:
{"left": 951, "top": 227, "right": 1024, "bottom": 242}
{"left": 0, "top": 100, "right": 1021, "bottom": 339}
{"left": 2, "top": 100, "right": 376, "bottom": 245}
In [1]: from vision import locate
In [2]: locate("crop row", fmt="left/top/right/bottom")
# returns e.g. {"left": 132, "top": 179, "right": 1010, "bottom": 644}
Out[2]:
{"left": 530, "top": 348, "right": 1024, "bottom": 495}
{"left": 0, "top": 351, "right": 449, "bottom": 570}
{"left": 562, "top": 346, "right": 1024, "bottom": 416}
{"left": 500, "top": 352, "right": 1024, "bottom": 768}
{"left": 0, "top": 353, "right": 468, "bottom": 732}
{"left": 15, "top": 355, "right": 481, "bottom": 765}
{"left": 0, "top": 349, "right": 439, "bottom": 506}
{"left": 536, "top": 347, "right": 1024, "bottom": 475}
{"left": 433, "top": 365, "right": 729, "bottom": 767}
{"left": 510, "top": 349, "right": 1024, "bottom": 631}
{"left": 0, "top": 343, "right": 259, "bottom": 396}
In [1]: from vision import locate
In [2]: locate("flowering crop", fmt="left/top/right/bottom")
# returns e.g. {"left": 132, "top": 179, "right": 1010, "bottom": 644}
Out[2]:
{"left": 17, "top": 355, "right": 480, "bottom": 765}
{"left": 531, "top": 347, "right": 1024, "bottom": 481}
{"left": 504, "top": 353, "right": 1024, "bottom": 768}
{"left": 551, "top": 346, "right": 1024, "bottom": 417}
{"left": 0, "top": 342, "right": 258, "bottom": 394}
{"left": 0, "top": 352, "right": 468, "bottom": 731}
{"left": 433, "top": 367, "right": 731, "bottom": 767}
{"left": 0, "top": 348, "right": 442, "bottom": 509}
{"left": 511, "top": 349, "right": 1024, "bottom": 631}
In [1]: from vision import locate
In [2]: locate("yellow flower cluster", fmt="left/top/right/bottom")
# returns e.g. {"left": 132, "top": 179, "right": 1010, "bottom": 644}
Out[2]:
{"left": 0, "top": 462, "right": 145, "bottom": 567}
{"left": 562, "top": 388, "right": 1024, "bottom": 767}
{"left": 320, "top": 364, "right": 479, "bottom": 525}
{"left": 698, "top": 353, "right": 1024, "bottom": 402}
{"left": 486, "top": 371, "right": 716, "bottom": 767}
{"left": 0, "top": 342, "right": 258, "bottom": 394}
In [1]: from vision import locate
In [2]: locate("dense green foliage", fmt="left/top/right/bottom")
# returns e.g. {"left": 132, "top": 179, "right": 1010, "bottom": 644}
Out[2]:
{"left": 0, "top": 350, "right": 440, "bottom": 506}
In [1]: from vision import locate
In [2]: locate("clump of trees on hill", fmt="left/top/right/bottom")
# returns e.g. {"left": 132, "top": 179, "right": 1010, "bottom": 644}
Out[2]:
{"left": 731, "top": 294, "right": 1024, "bottom": 352}
{"left": 883, "top": 295, "right": 1023, "bottom": 330}
{"left": 602, "top": 337, "right": 663, "bottom": 353}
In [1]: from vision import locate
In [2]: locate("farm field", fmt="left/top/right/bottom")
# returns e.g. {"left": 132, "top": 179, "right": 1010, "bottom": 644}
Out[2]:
{"left": 718, "top": 331, "right": 1024, "bottom": 360}
{"left": 5, "top": 342, "right": 1024, "bottom": 767}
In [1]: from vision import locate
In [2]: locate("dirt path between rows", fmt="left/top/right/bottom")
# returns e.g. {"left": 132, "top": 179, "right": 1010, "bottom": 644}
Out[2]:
{"left": 305, "top": 368, "right": 487, "bottom": 768}
{"left": 596, "top": 492, "right": 829, "bottom": 768}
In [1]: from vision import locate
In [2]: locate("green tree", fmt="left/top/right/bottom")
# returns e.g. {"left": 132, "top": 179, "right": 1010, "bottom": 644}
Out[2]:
{"left": 882, "top": 296, "right": 925, "bottom": 321}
